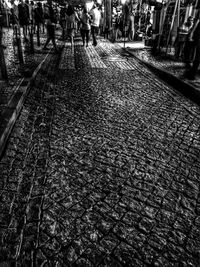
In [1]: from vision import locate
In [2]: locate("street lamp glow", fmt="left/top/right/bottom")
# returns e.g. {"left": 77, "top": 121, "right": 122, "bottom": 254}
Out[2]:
{"left": 121, "top": 0, "right": 126, "bottom": 4}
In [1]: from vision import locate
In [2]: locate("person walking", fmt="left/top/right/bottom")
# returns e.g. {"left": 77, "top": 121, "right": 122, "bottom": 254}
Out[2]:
{"left": 18, "top": 0, "right": 29, "bottom": 42}
{"left": 26, "top": 0, "right": 34, "bottom": 26}
{"left": 175, "top": 16, "right": 194, "bottom": 60}
{"left": 77, "top": 7, "right": 82, "bottom": 33}
{"left": 80, "top": 7, "right": 91, "bottom": 47}
{"left": 10, "top": 0, "right": 19, "bottom": 26}
{"left": 183, "top": 16, "right": 195, "bottom": 68}
{"left": 114, "top": 13, "right": 122, "bottom": 41}
{"left": 184, "top": 11, "right": 200, "bottom": 80}
{"left": 34, "top": 2, "right": 44, "bottom": 34}
{"left": 90, "top": 4, "right": 101, "bottom": 46}
{"left": 59, "top": 4, "right": 67, "bottom": 40}
{"left": 43, "top": 0, "right": 58, "bottom": 53}
{"left": 66, "top": 5, "right": 79, "bottom": 49}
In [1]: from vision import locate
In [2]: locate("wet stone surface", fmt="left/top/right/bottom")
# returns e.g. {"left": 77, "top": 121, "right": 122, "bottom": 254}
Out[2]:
{"left": 0, "top": 38, "right": 200, "bottom": 266}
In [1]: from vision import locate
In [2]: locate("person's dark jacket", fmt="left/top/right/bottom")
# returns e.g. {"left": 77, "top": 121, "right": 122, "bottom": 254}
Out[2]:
{"left": 34, "top": 4, "right": 43, "bottom": 24}
{"left": 18, "top": 3, "right": 29, "bottom": 26}
{"left": 44, "top": 4, "right": 57, "bottom": 24}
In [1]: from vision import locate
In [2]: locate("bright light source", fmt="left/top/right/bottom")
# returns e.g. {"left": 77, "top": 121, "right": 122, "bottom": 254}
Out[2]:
{"left": 121, "top": 0, "right": 126, "bottom": 4}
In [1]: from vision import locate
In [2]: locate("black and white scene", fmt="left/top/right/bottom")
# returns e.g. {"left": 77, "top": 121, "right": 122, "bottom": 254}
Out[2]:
{"left": 0, "top": 0, "right": 200, "bottom": 266}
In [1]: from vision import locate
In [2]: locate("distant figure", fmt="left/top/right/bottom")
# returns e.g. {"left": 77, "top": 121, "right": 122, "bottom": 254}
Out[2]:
{"left": 99, "top": 11, "right": 104, "bottom": 35}
{"left": 34, "top": 2, "right": 44, "bottom": 35}
{"left": 77, "top": 7, "right": 82, "bottom": 32}
{"left": 43, "top": 0, "right": 58, "bottom": 53}
{"left": 10, "top": 0, "right": 19, "bottom": 26}
{"left": 18, "top": 0, "right": 29, "bottom": 42}
{"left": 59, "top": 4, "right": 67, "bottom": 40}
{"left": 80, "top": 7, "right": 91, "bottom": 47}
{"left": 114, "top": 13, "right": 121, "bottom": 41}
{"left": 90, "top": 4, "right": 101, "bottom": 46}
{"left": 184, "top": 11, "right": 200, "bottom": 80}
{"left": 66, "top": 5, "right": 79, "bottom": 48}
{"left": 183, "top": 16, "right": 195, "bottom": 69}
{"left": 26, "top": 0, "right": 34, "bottom": 26}
{"left": 146, "top": 21, "right": 152, "bottom": 38}
{"left": 175, "top": 16, "right": 194, "bottom": 60}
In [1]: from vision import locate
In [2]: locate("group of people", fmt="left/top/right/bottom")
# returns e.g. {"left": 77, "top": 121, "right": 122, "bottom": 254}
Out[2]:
{"left": 175, "top": 11, "right": 200, "bottom": 80}
{"left": 10, "top": 0, "right": 44, "bottom": 42}
{"left": 60, "top": 3, "right": 101, "bottom": 48}
{"left": 113, "top": 12, "right": 153, "bottom": 42}
{"left": 9, "top": 0, "right": 102, "bottom": 53}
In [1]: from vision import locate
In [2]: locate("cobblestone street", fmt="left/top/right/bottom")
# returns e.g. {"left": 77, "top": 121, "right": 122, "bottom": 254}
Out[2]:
{"left": 0, "top": 37, "right": 200, "bottom": 266}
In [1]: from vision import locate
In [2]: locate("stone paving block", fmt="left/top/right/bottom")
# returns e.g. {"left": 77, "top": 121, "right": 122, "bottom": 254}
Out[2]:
{"left": 113, "top": 242, "right": 144, "bottom": 266}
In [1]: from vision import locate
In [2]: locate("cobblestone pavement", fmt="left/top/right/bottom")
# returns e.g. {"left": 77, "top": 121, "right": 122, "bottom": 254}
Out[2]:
{"left": 0, "top": 37, "right": 200, "bottom": 266}
{"left": 126, "top": 46, "right": 200, "bottom": 90}
{"left": 0, "top": 27, "right": 62, "bottom": 115}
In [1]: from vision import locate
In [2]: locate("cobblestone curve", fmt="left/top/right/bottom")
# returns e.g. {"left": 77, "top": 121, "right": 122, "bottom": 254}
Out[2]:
{"left": 0, "top": 39, "right": 200, "bottom": 267}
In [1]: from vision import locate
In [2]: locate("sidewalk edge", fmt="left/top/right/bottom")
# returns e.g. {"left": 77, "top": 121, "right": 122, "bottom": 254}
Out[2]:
{"left": 0, "top": 52, "right": 49, "bottom": 159}
{"left": 124, "top": 48, "right": 200, "bottom": 105}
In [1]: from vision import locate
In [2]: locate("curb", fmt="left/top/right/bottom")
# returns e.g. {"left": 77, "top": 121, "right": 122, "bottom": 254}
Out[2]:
{"left": 124, "top": 48, "right": 200, "bottom": 106}
{"left": 0, "top": 52, "right": 49, "bottom": 159}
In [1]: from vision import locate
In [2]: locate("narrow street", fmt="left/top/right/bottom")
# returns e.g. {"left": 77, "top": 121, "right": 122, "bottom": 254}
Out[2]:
{"left": 0, "top": 37, "right": 200, "bottom": 266}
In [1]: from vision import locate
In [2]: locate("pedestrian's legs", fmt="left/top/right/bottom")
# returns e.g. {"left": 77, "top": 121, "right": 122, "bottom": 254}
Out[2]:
{"left": 46, "top": 25, "right": 57, "bottom": 52}
{"left": 36, "top": 23, "right": 40, "bottom": 34}
{"left": 62, "top": 26, "right": 65, "bottom": 40}
{"left": 86, "top": 30, "right": 89, "bottom": 46}
{"left": 129, "top": 15, "right": 135, "bottom": 41}
{"left": 80, "top": 29, "right": 85, "bottom": 46}
{"left": 115, "top": 27, "right": 119, "bottom": 41}
{"left": 22, "top": 25, "right": 28, "bottom": 41}
{"left": 52, "top": 38, "right": 58, "bottom": 52}
{"left": 43, "top": 37, "right": 51, "bottom": 49}
{"left": 51, "top": 26, "right": 58, "bottom": 52}
{"left": 69, "top": 29, "right": 74, "bottom": 49}
{"left": 33, "top": 22, "right": 36, "bottom": 34}
{"left": 176, "top": 41, "right": 184, "bottom": 59}
{"left": 91, "top": 26, "right": 97, "bottom": 46}
{"left": 184, "top": 40, "right": 195, "bottom": 68}
{"left": 175, "top": 38, "right": 180, "bottom": 59}
{"left": 191, "top": 40, "right": 200, "bottom": 77}
{"left": 71, "top": 35, "right": 74, "bottom": 48}
{"left": 43, "top": 25, "right": 54, "bottom": 50}
{"left": 184, "top": 39, "right": 200, "bottom": 79}
{"left": 42, "top": 23, "right": 45, "bottom": 33}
